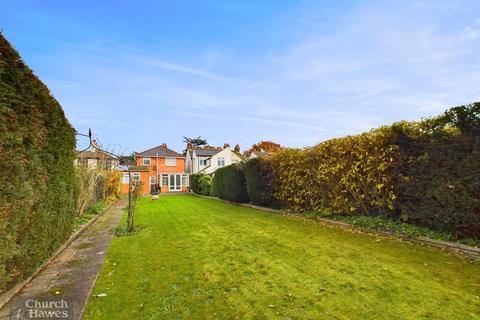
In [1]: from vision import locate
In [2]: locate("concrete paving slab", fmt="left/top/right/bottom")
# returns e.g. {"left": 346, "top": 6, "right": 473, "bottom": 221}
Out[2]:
{"left": 0, "top": 199, "right": 126, "bottom": 320}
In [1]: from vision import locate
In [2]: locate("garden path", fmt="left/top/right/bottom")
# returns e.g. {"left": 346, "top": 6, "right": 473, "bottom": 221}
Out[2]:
{"left": 0, "top": 198, "right": 127, "bottom": 320}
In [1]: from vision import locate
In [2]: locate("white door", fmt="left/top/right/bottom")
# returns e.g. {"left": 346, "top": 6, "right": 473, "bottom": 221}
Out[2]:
{"left": 168, "top": 174, "right": 182, "bottom": 191}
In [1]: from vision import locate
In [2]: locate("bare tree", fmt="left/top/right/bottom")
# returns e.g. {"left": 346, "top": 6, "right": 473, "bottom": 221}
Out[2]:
{"left": 127, "top": 180, "right": 143, "bottom": 232}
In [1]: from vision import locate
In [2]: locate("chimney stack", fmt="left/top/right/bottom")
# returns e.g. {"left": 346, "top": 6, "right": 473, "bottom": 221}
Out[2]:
{"left": 223, "top": 143, "right": 230, "bottom": 149}
{"left": 187, "top": 143, "right": 193, "bottom": 150}
{"left": 90, "top": 139, "right": 100, "bottom": 151}
{"left": 161, "top": 143, "right": 167, "bottom": 147}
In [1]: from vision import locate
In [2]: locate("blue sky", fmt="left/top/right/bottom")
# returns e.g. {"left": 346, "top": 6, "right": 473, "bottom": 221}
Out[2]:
{"left": 2, "top": 1, "right": 480, "bottom": 154}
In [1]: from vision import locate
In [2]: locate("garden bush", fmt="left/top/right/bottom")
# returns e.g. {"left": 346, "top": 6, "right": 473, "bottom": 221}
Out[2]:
{"left": 244, "top": 158, "right": 279, "bottom": 208}
{"left": 190, "top": 173, "right": 214, "bottom": 196}
{"left": 190, "top": 174, "right": 200, "bottom": 193}
{"left": 104, "top": 170, "right": 121, "bottom": 199}
{"left": 213, "top": 165, "right": 249, "bottom": 203}
{"left": 198, "top": 174, "right": 214, "bottom": 196}
{"left": 0, "top": 34, "right": 78, "bottom": 291}
{"left": 77, "top": 167, "right": 120, "bottom": 216}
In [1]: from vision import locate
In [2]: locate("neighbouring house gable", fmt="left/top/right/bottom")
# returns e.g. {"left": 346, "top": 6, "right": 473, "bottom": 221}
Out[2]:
{"left": 76, "top": 146, "right": 118, "bottom": 170}
{"left": 247, "top": 151, "right": 271, "bottom": 160}
{"left": 185, "top": 145, "right": 244, "bottom": 174}
{"left": 186, "top": 147, "right": 221, "bottom": 174}
{"left": 200, "top": 148, "right": 243, "bottom": 174}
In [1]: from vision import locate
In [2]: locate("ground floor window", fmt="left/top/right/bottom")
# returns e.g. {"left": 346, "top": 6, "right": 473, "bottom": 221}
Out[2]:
{"left": 122, "top": 172, "right": 141, "bottom": 184}
{"left": 161, "top": 174, "right": 169, "bottom": 186}
{"left": 182, "top": 174, "right": 189, "bottom": 187}
{"left": 158, "top": 173, "right": 189, "bottom": 191}
{"left": 132, "top": 172, "right": 141, "bottom": 182}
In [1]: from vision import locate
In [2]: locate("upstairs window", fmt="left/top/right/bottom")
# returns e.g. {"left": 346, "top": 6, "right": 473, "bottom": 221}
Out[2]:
{"left": 143, "top": 157, "right": 151, "bottom": 165}
{"left": 217, "top": 157, "right": 225, "bottom": 167}
{"left": 199, "top": 158, "right": 208, "bottom": 166}
{"left": 166, "top": 158, "right": 176, "bottom": 166}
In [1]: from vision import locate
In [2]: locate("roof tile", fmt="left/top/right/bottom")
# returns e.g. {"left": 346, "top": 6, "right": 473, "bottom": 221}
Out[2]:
{"left": 137, "top": 145, "right": 184, "bottom": 158}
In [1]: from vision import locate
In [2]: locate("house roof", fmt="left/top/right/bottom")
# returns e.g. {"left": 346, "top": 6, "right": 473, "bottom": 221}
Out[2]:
{"left": 252, "top": 151, "right": 271, "bottom": 158}
{"left": 77, "top": 150, "right": 114, "bottom": 160}
{"left": 137, "top": 144, "right": 184, "bottom": 158}
{"left": 194, "top": 148, "right": 221, "bottom": 157}
{"left": 129, "top": 165, "right": 150, "bottom": 172}
{"left": 234, "top": 151, "right": 244, "bottom": 160}
{"left": 113, "top": 165, "right": 150, "bottom": 172}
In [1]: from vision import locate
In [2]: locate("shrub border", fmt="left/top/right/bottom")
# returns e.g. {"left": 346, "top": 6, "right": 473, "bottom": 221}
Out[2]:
{"left": 193, "top": 193, "right": 480, "bottom": 260}
{"left": 0, "top": 199, "right": 120, "bottom": 310}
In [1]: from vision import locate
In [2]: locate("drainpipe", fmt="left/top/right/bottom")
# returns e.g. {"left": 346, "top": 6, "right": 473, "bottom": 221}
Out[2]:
{"left": 156, "top": 153, "right": 159, "bottom": 186}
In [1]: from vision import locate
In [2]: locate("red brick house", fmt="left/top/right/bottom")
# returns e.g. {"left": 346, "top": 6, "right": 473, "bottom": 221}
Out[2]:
{"left": 117, "top": 144, "right": 188, "bottom": 195}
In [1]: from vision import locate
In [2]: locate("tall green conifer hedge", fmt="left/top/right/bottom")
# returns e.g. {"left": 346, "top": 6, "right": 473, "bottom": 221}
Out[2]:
{"left": 244, "top": 158, "right": 278, "bottom": 208}
{"left": 0, "top": 34, "right": 78, "bottom": 291}
{"left": 213, "top": 165, "right": 248, "bottom": 203}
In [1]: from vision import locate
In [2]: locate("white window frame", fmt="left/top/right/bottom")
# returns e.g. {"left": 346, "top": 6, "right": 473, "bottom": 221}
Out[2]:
{"left": 165, "top": 157, "right": 176, "bottom": 166}
{"left": 217, "top": 157, "right": 225, "bottom": 167}
{"left": 143, "top": 157, "right": 151, "bottom": 165}
{"left": 122, "top": 173, "right": 130, "bottom": 184}
{"left": 182, "top": 174, "right": 189, "bottom": 187}
{"left": 161, "top": 174, "right": 169, "bottom": 186}
{"left": 132, "top": 172, "right": 141, "bottom": 182}
{"left": 199, "top": 158, "right": 208, "bottom": 166}
{"left": 149, "top": 176, "right": 155, "bottom": 185}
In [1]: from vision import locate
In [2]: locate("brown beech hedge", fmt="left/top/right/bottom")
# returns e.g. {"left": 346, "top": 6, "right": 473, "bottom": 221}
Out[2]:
{"left": 0, "top": 34, "right": 77, "bottom": 291}
{"left": 249, "top": 103, "right": 479, "bottom": 240}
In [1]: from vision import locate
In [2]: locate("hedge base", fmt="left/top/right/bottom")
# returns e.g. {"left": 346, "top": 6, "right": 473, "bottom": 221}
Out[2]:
{"left": 0, "top": 199, "right": 120, "bottom": 310}
{"left": 193, "top": 193, "right": 480, "bottom": 260}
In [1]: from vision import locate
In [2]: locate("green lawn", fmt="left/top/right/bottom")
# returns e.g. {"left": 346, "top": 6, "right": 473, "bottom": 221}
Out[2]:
{"left": 83, "top": 195, "right": 480, "bottom": 319}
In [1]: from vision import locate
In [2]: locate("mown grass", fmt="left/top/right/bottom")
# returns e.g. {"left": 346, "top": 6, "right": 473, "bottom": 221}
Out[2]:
{"left": 83, "top": 195, "right": 480, "bottom": 319}
{"left": 329, "top": 214, "right": 480, "bottom": 248}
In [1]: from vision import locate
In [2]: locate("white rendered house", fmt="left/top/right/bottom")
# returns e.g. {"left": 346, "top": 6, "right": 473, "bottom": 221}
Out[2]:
{"left": 185, "top": 144, "right": 243, "bottom": 175}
